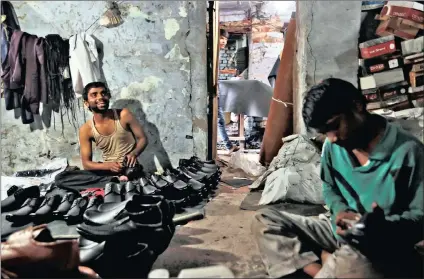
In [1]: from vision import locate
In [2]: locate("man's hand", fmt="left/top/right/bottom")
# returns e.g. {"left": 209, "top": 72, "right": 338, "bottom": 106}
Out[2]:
{"left": 125, "top": 153, "right": 138, "bottom": 168}
{"left": 104, "top": 162, "right": 123, "bottom": 173}
{"left": 336, "top": 210, "right": 361, "bottom": 237}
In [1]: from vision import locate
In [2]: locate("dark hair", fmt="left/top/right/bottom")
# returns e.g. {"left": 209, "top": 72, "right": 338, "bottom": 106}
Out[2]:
{"left": 302, "top": 78, "right": 366, "bottom": 129}
{"left": 82, "top": 81, "right": 109, "bottom": 101}
{"left": 220, "top": 29, "right": 229, "bottom": 39}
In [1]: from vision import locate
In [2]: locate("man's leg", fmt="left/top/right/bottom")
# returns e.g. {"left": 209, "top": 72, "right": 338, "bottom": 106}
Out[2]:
{"left": 251, "top": 208, "right": 338, "bottom": 278}
{"left": 217, "top": 104, "right": 234, "bottom": 150}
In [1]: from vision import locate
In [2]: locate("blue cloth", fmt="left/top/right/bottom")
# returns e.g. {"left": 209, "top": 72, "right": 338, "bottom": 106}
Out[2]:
{"left": 217, "top": 101, "right": 233, "bottom": 150}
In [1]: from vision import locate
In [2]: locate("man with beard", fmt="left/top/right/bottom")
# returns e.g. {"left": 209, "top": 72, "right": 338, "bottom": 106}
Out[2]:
{"left": 79, "top": 82, "right": 147, "bottom": 174}
{"left": 252, "top": 78, "right": 423, "bottom": 278}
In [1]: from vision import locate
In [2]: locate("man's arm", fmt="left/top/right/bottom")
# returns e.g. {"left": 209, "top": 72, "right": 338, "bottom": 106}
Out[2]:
{"left": 381, "top": 143, "right": 423, "bottom": 245}
{"left": 121, "top": 108, "right": 147, "bottom": 157}
{"left": 321, "top": 140, "right": 350, "bottom": 215}
{"left": 79, "top": 124, "right": 109, "bottom": 171}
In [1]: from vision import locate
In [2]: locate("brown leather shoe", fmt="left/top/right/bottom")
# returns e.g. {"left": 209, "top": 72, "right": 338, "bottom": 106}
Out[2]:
{"left": 1, "top": 224, "right": 97, "bottom": 278}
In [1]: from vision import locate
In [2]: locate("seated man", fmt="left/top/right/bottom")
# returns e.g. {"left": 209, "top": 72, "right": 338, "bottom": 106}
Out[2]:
{"left": 252, "top": 78, "right": 423, "bottom": 278}
{"left": 79, "top": 81, "right": 147, "bottom": 175}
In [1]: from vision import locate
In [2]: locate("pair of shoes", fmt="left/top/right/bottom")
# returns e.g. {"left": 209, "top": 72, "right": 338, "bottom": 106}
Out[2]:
{"left": 76, "top": 195, "right": 176, "bottom": 245}
{"left": 164, "top": 169, "right": 208, "bottom": 198}
{"left": 1, "top": 186, "right": 40, "bottom": 212}
{"left": 146, "top": 174, "right": 189, "bottom": 208}
{"left": 103, "top": 181, "right": 139, "bottom": 203}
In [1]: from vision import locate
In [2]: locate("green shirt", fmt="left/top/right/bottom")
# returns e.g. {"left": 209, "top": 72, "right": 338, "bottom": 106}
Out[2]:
{"left": 321, "top": 116, "right": 424, "bottom": 242}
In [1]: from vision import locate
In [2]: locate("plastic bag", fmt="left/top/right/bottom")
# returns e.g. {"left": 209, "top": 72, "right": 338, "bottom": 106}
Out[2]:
{"left": 228, "top": 152, "right": 266, "bottom": 177}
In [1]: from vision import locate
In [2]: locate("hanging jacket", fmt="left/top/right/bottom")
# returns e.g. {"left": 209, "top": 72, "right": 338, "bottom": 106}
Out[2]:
{"left": 69, "top": 32, "right": 101, "bottom": 97}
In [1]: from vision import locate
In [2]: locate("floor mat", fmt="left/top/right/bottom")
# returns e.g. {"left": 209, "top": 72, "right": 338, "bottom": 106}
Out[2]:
{"left": 240, "top": 190, "right": 327, "bottom": 216}
{"left": 221, "top": 178, "right": 253, "bottom": 188}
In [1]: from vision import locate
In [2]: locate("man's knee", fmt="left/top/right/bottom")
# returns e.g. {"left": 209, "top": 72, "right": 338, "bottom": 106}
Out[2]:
{"left": 251, "top": 207, "right": 293, "bottom": 239}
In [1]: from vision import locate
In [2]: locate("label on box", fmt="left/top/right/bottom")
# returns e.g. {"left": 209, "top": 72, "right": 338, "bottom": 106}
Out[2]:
{"left": 388, "top": 58, "right": 399, "bottom": 68}
{"left": 360, "top": 40, "right": 397, "bottom": 59}
{"left": 370, "top": 64, "right": 385, "bottom": 72}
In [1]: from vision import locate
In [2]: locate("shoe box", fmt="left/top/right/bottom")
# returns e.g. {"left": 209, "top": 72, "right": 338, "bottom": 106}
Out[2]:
{"left": 358, "top": 1, "right": 424, "bottom": 112}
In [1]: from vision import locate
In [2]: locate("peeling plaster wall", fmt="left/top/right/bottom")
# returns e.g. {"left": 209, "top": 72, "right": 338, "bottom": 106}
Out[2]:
{"left": 293, "top": 1, "right": 362, "bottom": 134}
{"left": 1, "top": 1, "right": 207, "bottom": 175}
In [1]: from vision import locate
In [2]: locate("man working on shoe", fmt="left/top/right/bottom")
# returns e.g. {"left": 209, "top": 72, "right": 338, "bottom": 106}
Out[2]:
{"left": 252, "top": 78, "right": 423, "bottom": 278}
{"left": 79, "top": 81, "right": 147, "bottom": 174}
{"left": 217, "top": 28, "right": 239, "bottom": 153}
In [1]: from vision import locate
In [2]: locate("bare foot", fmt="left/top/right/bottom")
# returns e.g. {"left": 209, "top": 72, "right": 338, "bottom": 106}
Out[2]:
{"left": 321, "top": 250, "right": 331, "bottom": 264}
{"left": 303, "top": 262, "right": 322, "bottom": 278}
{"left": 229, "top": 145, "right": 240, "bottom": 153}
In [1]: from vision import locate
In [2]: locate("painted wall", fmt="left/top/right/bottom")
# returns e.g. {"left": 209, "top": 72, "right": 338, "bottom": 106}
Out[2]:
{"left": 293, "top": 1, "right": 362, "bottom": 134}
{"left": 0, "top": 1, "right": 207, "bottom": 175}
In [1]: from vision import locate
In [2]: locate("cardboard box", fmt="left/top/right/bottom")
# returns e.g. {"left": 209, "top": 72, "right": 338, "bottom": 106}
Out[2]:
{"left": 379, "top": 81, "right": 409, "bottom": 100}
{"left": 401, "top": 37, "right": 424, "bottom": 56}
{"left": 374, "top": 68, "right": 405, "bottom": 87}
{"left": 404, "top": 52, "right": 424, "bottom": 64}
{"left": 376, "top": 17, "right": 420, "bottom": 40}
{"left": 360, "top": 55, "right": 403, "bottom": 74}
{"left": 410, "top": 71, "right": 424, "bottom": 87}
{"left": 387, "top": 1, "right": 424, "bottom": 12}
{"left": 412, "top": 63, "right": 424, "bottom": 72}
{"left": 375, "top": 14, "right": 424, "bottom": 29}
{"left": 359, "top": 35, "right": 397, "bottom": 59}
{"left": 360, "top": 76, "right": 377, "bottom": 90}
{"left": 380, "top": 5, "right": 424, "bottom": 24}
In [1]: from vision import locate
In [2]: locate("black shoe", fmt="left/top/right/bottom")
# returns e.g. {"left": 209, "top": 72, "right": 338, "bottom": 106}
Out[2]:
{"left": 1, "top": 186, "right": 40, "bottom": 212}
{"left": 179, "top": 158, "right": 219, "bottom": 171}
{"left": 53, "top": 192, "right": 78, "bottom": 217}
{"left": 30, "top": 195, "right": 61, "bottom": 219}
{"left": 5, "top": 197, "right": 43, "bottom": 222}
{"left": 64, "top": 197, "right": 89, "bottom": 222}
{"left": 139, "top": 177, "right": 159, "bottom": 195}
{"left": 77, "top": 195, "right": 171, "bottom": 241}
{"left": 104, "top": 182, "right": 122, "bottom": 203}
{"left": 190, "top": 156, "right": 216, "bottom": 165}
{"left": 83, "top": 197, "right": 132, "bottom": 226}
{"left": 123, "top": 163, "right": 144, "bottom": 181}
{"left": 122, "top": 182, "right": 139, "bottom": 200}
{"left": 79, "top": 237, "right": 106, "bottom": 265}
{"left": 6, "top": 185, "right": 22, "bottom": 197}
{"left": 149, "top": 174, "right": 169, "bottom": 189}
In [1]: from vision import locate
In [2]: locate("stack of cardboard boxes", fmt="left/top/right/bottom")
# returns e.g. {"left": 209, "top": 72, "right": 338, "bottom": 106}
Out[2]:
{"left": 359, "top": 1, "right": 424, "bottom": 111}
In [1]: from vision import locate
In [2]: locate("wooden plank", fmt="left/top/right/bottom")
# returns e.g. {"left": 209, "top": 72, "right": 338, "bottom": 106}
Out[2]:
{"left": 211, "top": 2, "right": 220, "bottom": 159}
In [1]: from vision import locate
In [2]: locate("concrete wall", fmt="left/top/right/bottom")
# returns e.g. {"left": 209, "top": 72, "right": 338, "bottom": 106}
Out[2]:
{"left": 294, "top": 1, "right": 362, "bottom": 134}
{"left": 1, "top": 1, "right": 207, "bottom": 175}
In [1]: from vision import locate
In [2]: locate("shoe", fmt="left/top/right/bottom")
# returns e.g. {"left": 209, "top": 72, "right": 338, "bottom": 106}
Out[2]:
{"left": 6, "top": 185, "right": 22, "bottom": 196}
{"left": 83, "top": 197, "right": 132, "bottom": 226}
{"left": 123, "top": 163, "right": 144, "bottom": 181}
{"left": 30, "top": 195, "right": 61, "bottom": 219}
{"left": 86, "top": 196, "right": 104, "bottom": 211}
{"left": 79, "top": 237, "right": 106, "bottom": 265}
{"left": 1, "top": 186, "right": 40, "bottom": 212}
{"left": 139, "top": 177, "right": 159, "bottom": 195}
{"left": 165, "top": 170, "right": 207, "bottom": 196}
{"left": 45, "top": 186, "right": 79, "bottom": 199}
{"left": 149, "top": 174, "right": 169, "bottom": 189}
{"left": 76, "top": 195, "right": 171, "bottom": 241}
{"left": 64, "top": 197, "right": 89, "bottom": 222}
{"left": 122, "top": 181, "right": 139, "bottom": 200}
{"left": 104, "top": 182, "right": 122, "bottom": 203}
{"left": 53, "top": 192, "right": 78, "bottom": 217}
{"left": 6, "top": 197, "right": 43, "bottom": 222}
{"left": 190, "top": 156, "right": 216, "bottom": 165}
{"left": 179, "top": 158, "right": 219, "bottom": 171}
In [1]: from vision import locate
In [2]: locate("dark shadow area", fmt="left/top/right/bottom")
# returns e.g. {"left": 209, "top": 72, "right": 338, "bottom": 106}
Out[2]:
{"left": 112, "top": 99, "right": 172, "bottom": 173}
{"left": 153, "top": 246, "right": 239, "bottom": 277}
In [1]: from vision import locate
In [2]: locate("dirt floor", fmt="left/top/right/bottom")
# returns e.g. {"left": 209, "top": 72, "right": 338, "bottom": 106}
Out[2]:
{"left": 152, "top": 162, "right": 267, "bottom": 277}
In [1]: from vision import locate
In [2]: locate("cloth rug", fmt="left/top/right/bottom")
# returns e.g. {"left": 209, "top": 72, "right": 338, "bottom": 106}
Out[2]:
{"left": 240, "top": 190, "right": 327, "bottom": 216}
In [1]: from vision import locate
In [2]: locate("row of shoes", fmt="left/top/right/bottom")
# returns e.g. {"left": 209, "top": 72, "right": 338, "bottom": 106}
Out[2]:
{"left": 1, "top": 185, "right": 94, "bottom": 225}
{"left": 77, "top": 194, "right": 175, "bottom": 278}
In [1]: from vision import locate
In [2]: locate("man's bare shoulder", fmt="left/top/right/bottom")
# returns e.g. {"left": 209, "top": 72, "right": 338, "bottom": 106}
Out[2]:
{"left": 119, "top": 108, "right": 133, "bottom": 118}
{"left": 79, "top": 121, "right": 93, "bottom": 138}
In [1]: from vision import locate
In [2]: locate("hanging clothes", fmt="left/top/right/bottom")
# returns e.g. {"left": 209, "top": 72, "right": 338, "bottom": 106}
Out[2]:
{"left": 2, "top": 30, "right": 48, "bottom": 123}
{"left": 69, "top": 32, "right": 101, "bottom": 97}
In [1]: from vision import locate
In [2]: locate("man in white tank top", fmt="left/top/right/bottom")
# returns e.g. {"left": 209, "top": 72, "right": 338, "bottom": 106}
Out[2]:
{"left": 79, "top": 82, "right": 147, "bottom": 174}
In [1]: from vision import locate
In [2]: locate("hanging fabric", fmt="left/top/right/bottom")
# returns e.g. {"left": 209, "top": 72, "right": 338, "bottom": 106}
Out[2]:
{"left": 69, "top": 32, "right": 101, "bottom": 97}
